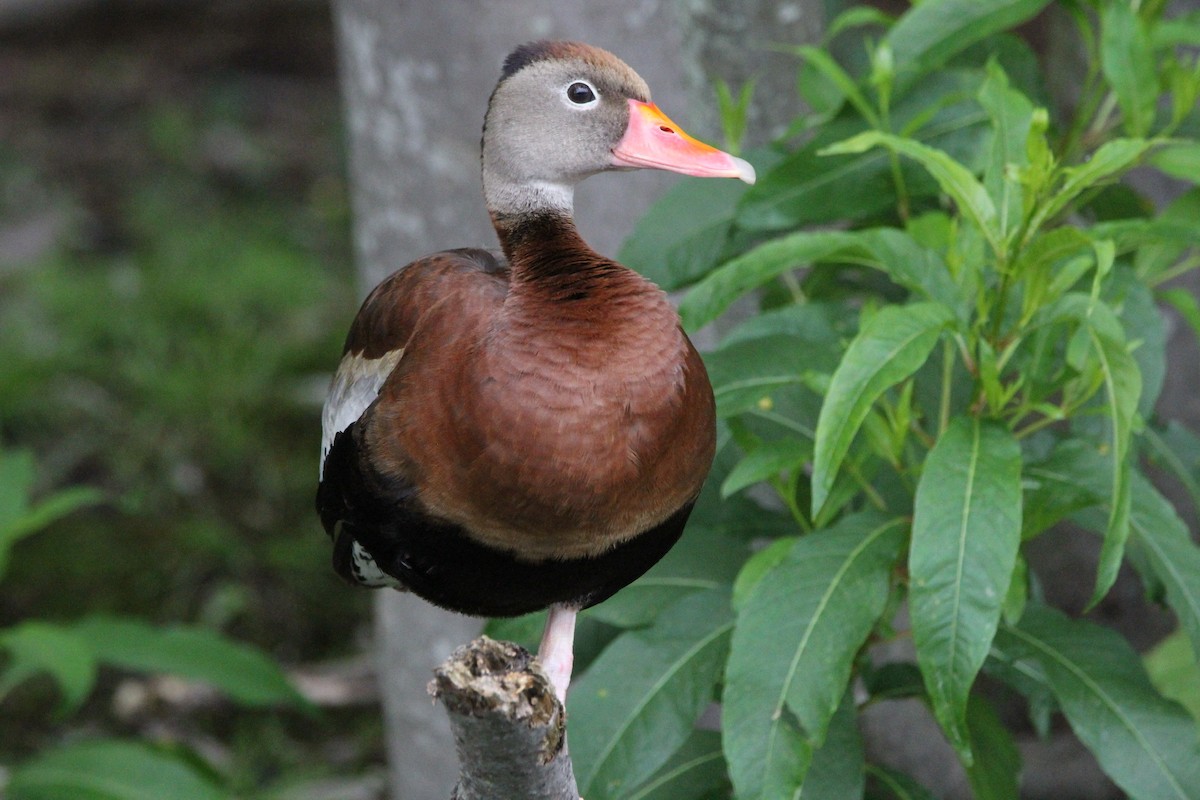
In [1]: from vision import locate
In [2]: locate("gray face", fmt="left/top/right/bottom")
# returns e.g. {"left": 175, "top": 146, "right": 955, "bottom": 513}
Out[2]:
{"left": 482, "top": 54, "right": 652, "bottom": 196}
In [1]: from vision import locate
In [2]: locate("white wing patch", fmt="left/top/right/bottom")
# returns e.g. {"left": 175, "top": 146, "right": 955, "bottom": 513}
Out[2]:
{"left": 319, "top": 347, "right": 405, "bottom": 478}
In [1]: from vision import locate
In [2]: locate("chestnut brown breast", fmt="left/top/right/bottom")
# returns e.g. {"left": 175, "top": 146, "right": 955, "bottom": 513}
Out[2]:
{"left": 362, "top": 231, "right": 714, "bottom": 560}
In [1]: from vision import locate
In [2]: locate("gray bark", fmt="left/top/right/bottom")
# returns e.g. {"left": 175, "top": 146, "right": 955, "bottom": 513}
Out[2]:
{"left": 678, "top": 0, "right": 824, "bottom": 144}
{"left": 430, "top": 637, "right": 577, "bottom": 800}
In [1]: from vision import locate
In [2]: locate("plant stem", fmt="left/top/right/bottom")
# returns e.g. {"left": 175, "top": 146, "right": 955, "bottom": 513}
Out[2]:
{"left": 1149, "top": 255, "right": 1200, "bottom": 287}
{"left": 938, "top": 337, "right": 954, "bottom": 435}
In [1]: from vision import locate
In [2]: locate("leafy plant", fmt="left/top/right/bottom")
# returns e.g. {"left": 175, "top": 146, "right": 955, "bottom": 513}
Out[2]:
{"left": 556, "top": 1, "right": 1200, "bottom": 798}
{"left": 0, "top": 447, "right": 310, "bottom": 799}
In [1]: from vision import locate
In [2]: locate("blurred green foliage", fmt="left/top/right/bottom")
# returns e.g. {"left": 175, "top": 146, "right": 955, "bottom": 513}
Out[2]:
{"left": 0, "top": 6, "right": 378, "bottom": 793}
{"left": 0, "top": 99, "right": 362, "bottom": 652}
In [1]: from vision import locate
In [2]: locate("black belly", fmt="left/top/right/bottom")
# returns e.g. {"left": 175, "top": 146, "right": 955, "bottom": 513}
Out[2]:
{"left": 317, "top": 425, "right": 693, "bottom": 617}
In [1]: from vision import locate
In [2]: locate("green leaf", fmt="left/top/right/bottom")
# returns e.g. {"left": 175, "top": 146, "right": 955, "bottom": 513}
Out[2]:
{"left": 740, "top": 71, "right": 991, "bottom": 232}
{"left": 570, "top": 589, "right": 733, "bottom": 800}
{"left": 1130, "top": 189, "right": 1200, "bottom": 281}
{"left": 737, "top": 122, "right": 891, "bottom": 232}
{"left": 1086, "top": 327, "right": 1142, "bottom": 607}
{"left": 977, "top": 61, "right": 1035, "bottom": 238}
{"left": 827, "top": 6, "right": 895, "bottom": 39}
{"left": 679, "top": 231, "right": 864, "bottom": 330}
{"left": 1022, "top": 438, "right": 1110, "bottom": 539}
{"left": 1101, "top": 0, "right": 1158, "bottom": 137}
{"left": 724, "top": 513, "right": 906, "bottom": 799}
{"left": 71, "top": 616, "right": 307, "bottom": 709}
{"left": 1142, "top": 421, "right": 1200, "bottom": 520}
{"left": 1152, "top": 141, "right": 1200, "bottom": 184}
{"left": 1116, "top": 272, "right": 1166, "bottom": 415}
{"left": 732, "top": 537, "right": 796, "bottom": 612}
{"left": 799, "top": 689, "right": 866, "bottom": 800}
{"left": 0, "top": 622, "right": 96, "bottom": 715}
{"left": 857, "top": 228, "right": 963, "bottom": 314}
{"left": 1161, "top": 288, "right": 1200, "bottom": 355}
{"left": 910, "top": 416, "right": 1022, "bottom": 762}
{"left": 823, "top": 131, "right": 1001, "bottom": 254}
{"left": 1129, "top": 473, "right": 1200, "bottom": 662}
{"left": 866, "top": 765, "right": 940, "bottom": 800}
{"left": 705, "top": 335, "right": 824, "bottom": 422}
{"left": 624, "top": 730, "right": 730, "bottom": 800}
{"left": 811, "top": 303, "right": 953, "bottom": 517}
{"left": 587, "top": 524, "right": 746, "bottom": 628}
{"left": 997, "top": 605, "right": 1200, "bottom": 800}
{"left": 1145, "top": 630, "right": 1200, "bottom": 726}
{"left": 683, "top": 229, "right": 962, "bottom": 332}
{"left": 0, "top": 449, "right": 35, "bottom": 530}
{"left": 885, "top": 0, "right": 1054, "bottom": 79}
{"left": 7, "top": 739, "right": 225, "bottom": 800}
{"left": 619, "top": 175, "right": 750, "bottom": 290}
{"left": 1153, "top": 10, "right": 1200, "bottom": 48}
{"left": 964, "top": 694, "right": 1022, "bottom": 800}
{"left": 790, "top": 45, "right": 879, "bottom": 126}
{"left": 1033, "top": 138, "right": 1154, "bottom": 229}
{"left": 0, "top": 449, "right": 102, "bottom": 581}
{"left": 722, "top": 438, "right": 812, "bottom": 497}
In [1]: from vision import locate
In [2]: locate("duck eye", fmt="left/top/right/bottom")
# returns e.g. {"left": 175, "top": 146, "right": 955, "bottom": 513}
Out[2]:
{"left": 566, "top": 81, "right": 597, "bottom": 105}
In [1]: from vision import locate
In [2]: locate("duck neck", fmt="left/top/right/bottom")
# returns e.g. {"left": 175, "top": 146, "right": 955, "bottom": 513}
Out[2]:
{"left": 487, "top": 171, "right": 631, "bottom": 297}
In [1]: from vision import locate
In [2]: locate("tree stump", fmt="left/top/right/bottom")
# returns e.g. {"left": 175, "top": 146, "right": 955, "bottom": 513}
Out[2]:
{"left": 430, "top": 637, "right": 579, "bottom": 800}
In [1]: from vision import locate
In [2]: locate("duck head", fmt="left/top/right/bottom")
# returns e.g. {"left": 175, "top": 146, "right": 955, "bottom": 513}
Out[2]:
{"left": 482, "top": 40, "right": 755, "bottom": 219}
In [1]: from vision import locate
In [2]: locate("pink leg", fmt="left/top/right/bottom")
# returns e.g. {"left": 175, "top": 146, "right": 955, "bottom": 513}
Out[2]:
{"left": 537, "top": 603, "right": 577, "bottom": 705}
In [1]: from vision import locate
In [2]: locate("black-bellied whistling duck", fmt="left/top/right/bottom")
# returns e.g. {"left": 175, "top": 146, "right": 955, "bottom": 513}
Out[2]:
{"left": 317, "top": 40, "right": 754, "bottom": 703}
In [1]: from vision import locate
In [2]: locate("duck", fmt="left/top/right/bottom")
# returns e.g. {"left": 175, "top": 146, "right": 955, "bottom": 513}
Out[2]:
{"left": 316, "top": 40, "right": 755, "bottom": 704}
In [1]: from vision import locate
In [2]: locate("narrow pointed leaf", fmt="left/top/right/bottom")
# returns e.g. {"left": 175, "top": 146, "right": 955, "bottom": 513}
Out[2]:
{"left": 625, "top": 731, "right": 730, "bottom": 800}
{"left": 965, "top": 694, "right": 1022, "bottom": 800}
{"left": 705, "top": 333, "right": 826, "bottom": 420}
{"left": 1023, "top": 443, "right": 1200, "bottom": 662}
{"left": 1034, "top": 139, "right": 1153, "bottom": 227}
{"left": 1129, "top": 473, "right": 1200, "bottom": 661}
{"left": 799, "top": 689, "right": 866, "bottom": 800}
{"left": 683, "top": 229, "right": 960, "bottom": 331}
{"left": 570, "top": 589, "right": 733, "bottom": 800}
{"left": 977, "top": 62, "right": 1034, "bottom": 236}
{"left": 822, "top": 131, "right": 1000, "bottom": 253}
{"left": 0, "top": 622, "right": 96, "bottom": 715}
{"left": 737, "top": 122, "right": 893, "bottom": 232}
{"left": 997, "top": 605, "right": 1200, "bottom": 800}
{"left": 910, "top": 416, "right": 1022, "bottom": 761}
{"left": 1101, "top": 1, "right": 1157, "bottom": 137}
{"left": 866, "top": 765, "right": 940, "bottom": 800}
{"left": 1144, "top": 631, "right": 1200, "bottom": 725}
{"left": 724, "top": 513, "right": 906, "bottom": 799}
{"left": 791, "top": 45, "right": 878, "bottom": 125}
{"left": 679, "top": 231, "right": 865, "bottom": 329}
{"left": 812, "top": 303, "right": 953, "bottom": 517}
{"left": 8, "top": 739, "right": 225, "bottom": 800}
{"left": 71, "top": 616, "right": 307, "bottom": 709}
{"left": 1022, "top": 438, "right": 1110, "bottom": 539}
{"left": 1086, "top": 327, "right": 1142, "bottom": 606}
{"left": 1152, "top": 141, "right": 1200, "bottom": 184}
{"left": 587, "top": 524, "right": 746, "bottom": 629}
{"left": 722, "top": 438, "right": 812, "bottom": 497}
{"left": 885, "top": 0, "right": 1053, "bottom": 78}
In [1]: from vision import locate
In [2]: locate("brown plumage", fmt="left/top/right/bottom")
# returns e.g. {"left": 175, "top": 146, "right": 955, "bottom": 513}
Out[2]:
{"left": 317, "top": 40, "right": 754, "bottom": 701}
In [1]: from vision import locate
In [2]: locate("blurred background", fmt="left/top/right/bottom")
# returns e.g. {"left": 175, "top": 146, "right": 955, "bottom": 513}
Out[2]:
{"left": 0, "top": 0, "right": 382, "bottom": 795}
